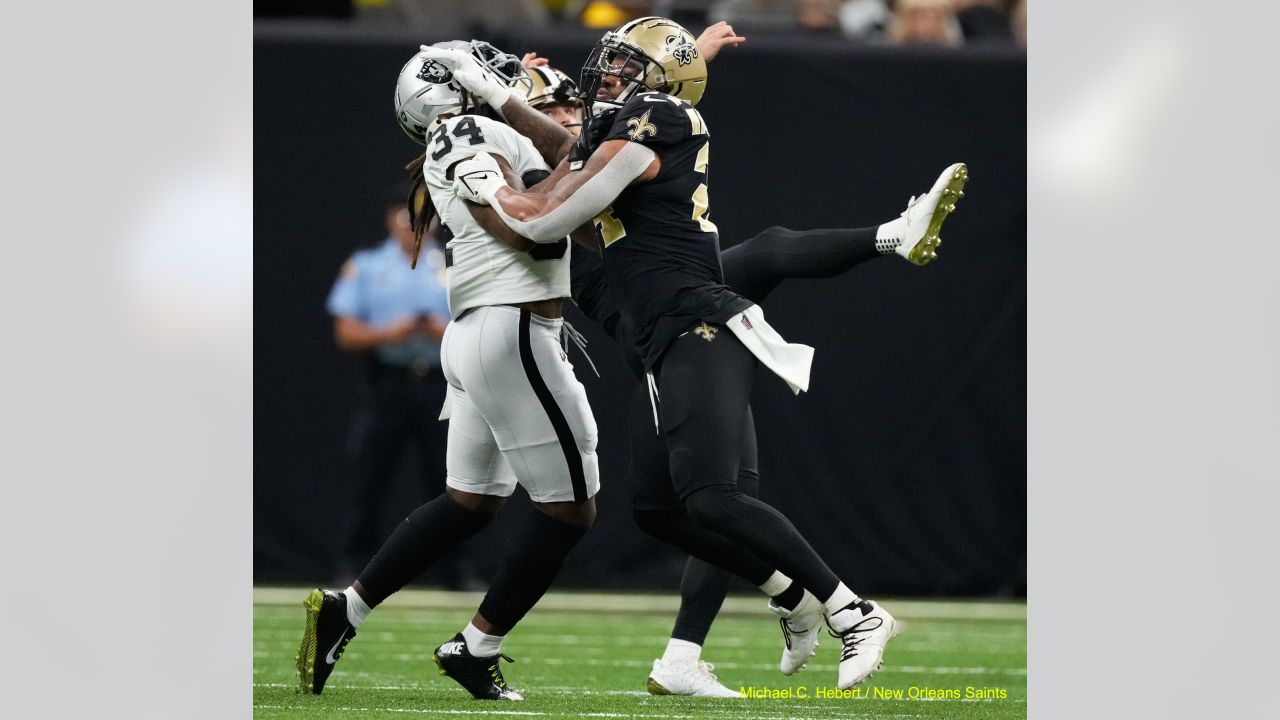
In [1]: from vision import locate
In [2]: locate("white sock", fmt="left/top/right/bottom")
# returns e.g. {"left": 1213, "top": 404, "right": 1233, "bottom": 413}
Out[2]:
{"left": 875, "top": 218, "right": 905, "bottom": 254}
{"left": 661, "top": 638, "right": 701, "bottom": 664}
{"left": 462, "top": 622, "right": 505, "bottom": 657}
{"left": 757, "top": 570, "right": 792, "bottom": 597}
{"left": 343, "top": 587, "right": 372, "bottom": 628}
{"left": 823, "top": 583, "right": 861, "bottom": 616}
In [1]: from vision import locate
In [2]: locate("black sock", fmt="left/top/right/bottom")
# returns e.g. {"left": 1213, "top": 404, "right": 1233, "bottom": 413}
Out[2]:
{"left": 356, "top": 493, "right": 494, "bottom": 607}
{"left": 632, "top": 506, "right": 775, "bottom": 586}
{"left": 670, "top": 558, "right": 733, "bottom": 646}
{"left": 477, "top": 510, "right": 587, "bottom": 634}
{"left": 721, "top": 226, "right": 881, "bottom": 302}
{"left": 772, "top": 581, "right": 805, "bottom": 612}
{"left": 684, "top": 484, "right": 841, "bottom": 601}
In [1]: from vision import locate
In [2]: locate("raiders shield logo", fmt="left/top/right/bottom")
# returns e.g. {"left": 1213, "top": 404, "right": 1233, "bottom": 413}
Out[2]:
{"left": 667, "top": 36, "right": 698, "bottom": 67}
{"left": 417, "top": 59, "right": 453, "bottom": 84}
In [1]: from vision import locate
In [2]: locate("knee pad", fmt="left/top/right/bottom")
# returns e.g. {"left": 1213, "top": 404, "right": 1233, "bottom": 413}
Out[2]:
{"left": 683, "top": 485, "right": 739, "bottom": 529}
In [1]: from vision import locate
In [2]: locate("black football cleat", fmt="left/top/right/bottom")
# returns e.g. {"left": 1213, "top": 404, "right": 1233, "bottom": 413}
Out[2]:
{"left": 432, "top": 633, "right": 525, "bottom": 700}
{"left": 295, "top": 589, "right": 357, "bottom": 694}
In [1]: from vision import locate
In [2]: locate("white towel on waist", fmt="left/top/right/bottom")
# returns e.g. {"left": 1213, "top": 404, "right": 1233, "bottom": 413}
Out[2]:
{"left": 726, "top": 304, "right": 814, "bottom": 394}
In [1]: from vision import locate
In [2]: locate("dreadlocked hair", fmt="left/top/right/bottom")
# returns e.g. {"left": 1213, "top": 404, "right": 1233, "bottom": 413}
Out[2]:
{"left": 404, "top": 152, "right": 434, "bottom": 269}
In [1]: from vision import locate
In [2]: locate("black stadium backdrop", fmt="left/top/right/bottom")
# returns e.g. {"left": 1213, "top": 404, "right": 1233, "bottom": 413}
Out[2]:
{"left": 254, "top": 24, "right": 1026, "bottom": 597}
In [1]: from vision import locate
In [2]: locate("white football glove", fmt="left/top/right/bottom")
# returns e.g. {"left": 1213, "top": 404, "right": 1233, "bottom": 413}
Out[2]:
{"left": 418, "top": 45, "right": 515, "bottom": 110}
{"left": 452, "top": 152, "right": 507, "bottom": 206}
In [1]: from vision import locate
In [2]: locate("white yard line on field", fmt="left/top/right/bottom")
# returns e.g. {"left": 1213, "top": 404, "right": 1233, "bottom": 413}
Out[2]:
{"left": 254, "top": 653, "right": 1026, "bottom": 676}
{"left": 256, "top": 650, "right": 1027, "bottom": 675}
{"left": 253, "top": 587, "right": 1026, "bottom": 622}
{"left": 254, "top": 683, "right": 650, "bottom": 696}
{"left": 253, "top": 629, "right": 1024, "bottom": 646}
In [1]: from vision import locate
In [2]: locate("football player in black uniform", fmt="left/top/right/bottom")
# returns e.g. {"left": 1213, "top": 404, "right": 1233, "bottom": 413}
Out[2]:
{"left": 515, "top": 60, "right": 971, "bottom": 696}
{"left": 423, "top": 17, "right": 967, "bottom": 692}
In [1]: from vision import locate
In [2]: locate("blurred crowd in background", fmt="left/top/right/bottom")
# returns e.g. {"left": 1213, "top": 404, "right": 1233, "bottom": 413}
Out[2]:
{"left": 257, "top": 0, "right": 1026, "bottom": 48}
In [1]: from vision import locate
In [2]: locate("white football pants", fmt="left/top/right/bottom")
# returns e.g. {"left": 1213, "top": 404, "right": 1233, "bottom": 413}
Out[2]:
{"left": 440, "top": 305, "right": 600, "bottom": 504}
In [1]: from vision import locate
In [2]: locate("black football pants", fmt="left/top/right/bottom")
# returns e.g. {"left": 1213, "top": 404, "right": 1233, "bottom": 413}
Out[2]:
{"left": 637, "top": 327, "right": 842, "bottom": 612}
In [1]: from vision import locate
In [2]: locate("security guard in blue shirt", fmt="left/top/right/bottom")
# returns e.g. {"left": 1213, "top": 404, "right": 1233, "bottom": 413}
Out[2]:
{"left": 326, "top": 191, "right": 454, "bottom": 581}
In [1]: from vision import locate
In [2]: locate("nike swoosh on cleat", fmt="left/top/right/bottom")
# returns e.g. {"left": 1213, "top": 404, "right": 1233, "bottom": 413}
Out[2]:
{"left": 324, "top": 628, "right": 349, "bottom": 664}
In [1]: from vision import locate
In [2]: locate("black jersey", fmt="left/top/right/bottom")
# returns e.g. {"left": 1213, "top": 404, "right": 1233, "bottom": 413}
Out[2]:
{"left": 569, "top": 248, "right": 622, "bottom": 341}
{"left": 576, "top": 92, "right": 752, "bottom": 370}
{"left": 569, "top": 248, "right": 647, "bottom": 378}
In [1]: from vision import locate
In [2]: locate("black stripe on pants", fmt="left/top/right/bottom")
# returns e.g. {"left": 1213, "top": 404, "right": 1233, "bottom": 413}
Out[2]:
{"left": 517, "top": 308, "right": 587, "bottom": 503}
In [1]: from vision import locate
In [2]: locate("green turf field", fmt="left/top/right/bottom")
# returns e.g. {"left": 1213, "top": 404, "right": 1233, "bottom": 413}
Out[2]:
{"left": 254, "top": 588, "right": 1026, "bottom": 719}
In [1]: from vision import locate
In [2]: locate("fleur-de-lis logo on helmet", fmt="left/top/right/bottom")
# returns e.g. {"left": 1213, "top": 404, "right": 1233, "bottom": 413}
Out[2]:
{"left": 667, "top": 35, "right": 698, "bottom": 67}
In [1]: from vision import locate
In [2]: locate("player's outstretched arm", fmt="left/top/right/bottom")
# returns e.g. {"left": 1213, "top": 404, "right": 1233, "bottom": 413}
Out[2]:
{"left": 467, "top": 191, "right": 600, "bottom": 254}
{"left": 450, "top": 153, "right": 536, "bottom": 252}
{"left": 467, "top": 203, "right": 533, "bottom": 252}
{"left": 497, "top": 97, "right": 577, "bottom": 168}
{"left": 455, "top": 140, "right": 660, "bottom": 244}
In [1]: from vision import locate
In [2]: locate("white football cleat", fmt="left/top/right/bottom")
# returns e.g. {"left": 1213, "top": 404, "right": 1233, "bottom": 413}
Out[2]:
{"left": 826, "top": 599, "right": 900, "bottom": 690}
{"left": 646, "top": 658, "right": 743, "bottom": 698}
{"left": 769, "top": 590, "right": 822, "bottom": 675}
{"left": 887, "top": 162, "right": 968, "bottom": 266}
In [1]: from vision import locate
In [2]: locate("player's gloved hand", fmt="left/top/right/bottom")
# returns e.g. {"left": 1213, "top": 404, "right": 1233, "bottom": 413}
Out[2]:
{"left": 418, "top": 45, "right": 515, "bottom": 110}
{"left": 452, "top": 152, "right": 507, "bottom": 206}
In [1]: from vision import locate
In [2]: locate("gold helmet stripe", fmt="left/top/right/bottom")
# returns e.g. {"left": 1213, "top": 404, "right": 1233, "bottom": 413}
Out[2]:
{"left": 530, "top": 66, "right": 555, "bottom": 86}
{"left": 615, "top": 17, "right": 650, "bottom": 36}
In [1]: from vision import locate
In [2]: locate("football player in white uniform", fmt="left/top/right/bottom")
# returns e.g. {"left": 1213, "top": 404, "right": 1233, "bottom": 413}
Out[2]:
{"left": 295, "top": 41, "right": 601, "bottom": 702}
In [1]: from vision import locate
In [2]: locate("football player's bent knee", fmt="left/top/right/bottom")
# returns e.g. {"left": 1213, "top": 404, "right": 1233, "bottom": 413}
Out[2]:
{"left": 534, "top": 497, "right": 597, "bottom": 530}
{"left": 668, "top": 447, "right": 707, "bottom": 488}
{"left": 683, "top": 484, "right": 742, "bottom": 529}
{"left": 632, "top": 506, "right": 682, "bottom": 541}
{"left": 447, "top": 487, "right": 506, "bottom": 514}
{"left": 758, "top": 225, "right": 793, "bottom": 241}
